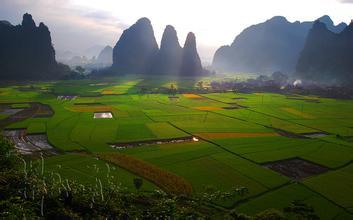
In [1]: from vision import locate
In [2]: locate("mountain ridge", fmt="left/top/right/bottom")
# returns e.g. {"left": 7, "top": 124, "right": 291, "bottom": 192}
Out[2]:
{"left": 212, "top": 15, "right": 347, "bottom": 74}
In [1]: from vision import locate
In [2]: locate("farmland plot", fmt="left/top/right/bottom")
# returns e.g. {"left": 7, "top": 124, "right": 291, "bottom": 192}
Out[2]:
{"left": 1, "top": 79, "right": 353, "bottom": 217}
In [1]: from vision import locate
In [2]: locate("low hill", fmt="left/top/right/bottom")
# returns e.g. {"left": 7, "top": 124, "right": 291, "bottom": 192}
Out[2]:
{"left": 95, "top": 46, "right": 113, "bottom": 67}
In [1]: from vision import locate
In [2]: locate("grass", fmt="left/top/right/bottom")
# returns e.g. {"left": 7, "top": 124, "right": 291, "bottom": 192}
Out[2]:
{"left": 118, "top": 140, "right": 287, "bottom": 207}
{"left": 27, "top": 121, "right": 46, "bottom": 134}
{"left": 11, "top": 103, "right": 31, "bottom": 108}
{"left": 0, "top": 114, "right": 8, "bottom": 120}
{"left": 97, "top": 152, "right": 193, "bottom": 195}
{"left": 44, "top": 154, "right": 157, "bottom": 191}
{"left": 235, "top": 184, "right": 352, "bottom": 220}
{"left": 304, "top": 163, "right": 353, "bottom": 209}
{"left": 1, "top": 76, "right": 353, "bottom": 216}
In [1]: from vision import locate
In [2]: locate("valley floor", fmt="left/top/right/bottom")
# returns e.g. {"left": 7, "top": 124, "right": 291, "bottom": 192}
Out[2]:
{"left": 1, "top": 76, "right": 353, "bottom": 219}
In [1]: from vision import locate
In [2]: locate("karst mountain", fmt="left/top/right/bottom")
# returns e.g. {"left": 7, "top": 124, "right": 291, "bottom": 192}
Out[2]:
{"left": 112, "top": 18, "right": 205, "bottom": 75}
{"left": 212, "top": 15, "right": 347, "bottom": 74}
{"left": 0, "top": 13, "right": 66, "bottom": 80}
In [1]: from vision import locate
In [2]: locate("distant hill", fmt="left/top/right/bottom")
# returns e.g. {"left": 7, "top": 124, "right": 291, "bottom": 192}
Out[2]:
{"left": 95, "top": 46, "right": 113, "bottom": 67}
{"left": 0, "top": 20, "right": 12, "bottom": 26}
{"left": 0, "top": 13, "right": 67, "bottom": 80}
{"left": 111, "top": 18, "right": 206, "bottom": 76}
{"left": 83, "top": 45, "right": 105, "bottom": 60}
{"left": 57, "top": 46, "right": 112, "bottom": 70}
{"left": 296, "top": 21, "right": 353, "bottom": 83}
{"left": 56, "top": 50, "right": 77, "bottom": 63}
{"left": 212, "top": 15, "right": 347, "bottom": 74}
{"left": 66, "top": 56, "right": 95, "bottom": 67}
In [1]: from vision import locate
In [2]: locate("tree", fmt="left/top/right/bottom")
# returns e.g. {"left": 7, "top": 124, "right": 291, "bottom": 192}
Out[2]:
{"left": 140, "top": 87, "right": 148, "bottom": 95}
{"left": 236, "top": 187, "right": 249, "bottom": 197}
{"left": 232, "top": 86, "right": 238, "bottom": 96}
{"left": 254, "top": 209, "right": 285, "bottom": 220}
{"left": 133, "top": 178, "right": 143, "bottom": 190}
{"left": 283, "top": 200, "right": 319, "bottom": 220}
{"left": 169, "top": 84, "right": 177, "bottom": 96}
{"left": 228, "top": 210, "right": 251, "bottom": 220}
{"left": 75, "top": 66, "right": 85, "bottom": 75}
{"left": 0, "top": 138, "right": 17, "bottom": 169}
{"left": 196, "top": 81, "right": 204, "bottom": 90}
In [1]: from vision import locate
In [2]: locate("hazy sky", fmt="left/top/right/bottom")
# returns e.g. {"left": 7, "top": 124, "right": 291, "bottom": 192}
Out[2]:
{"left": 1, "top": 0, "right": 353, "bottom": 64}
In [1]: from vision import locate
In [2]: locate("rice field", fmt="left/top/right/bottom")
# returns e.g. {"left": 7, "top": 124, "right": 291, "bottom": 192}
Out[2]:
{"left": 1, "top": 76, "right": 353, "bottom": 218}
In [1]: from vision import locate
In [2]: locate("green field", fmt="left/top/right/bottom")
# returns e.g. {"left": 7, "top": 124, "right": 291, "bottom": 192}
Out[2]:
{"left": 1, "top": 76, "right": 353, "bottom": 218}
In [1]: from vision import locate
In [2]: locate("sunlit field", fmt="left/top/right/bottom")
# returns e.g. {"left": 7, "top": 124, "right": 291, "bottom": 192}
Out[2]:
{"left": 1, "top": 76, "right": 353, "bottom": 219}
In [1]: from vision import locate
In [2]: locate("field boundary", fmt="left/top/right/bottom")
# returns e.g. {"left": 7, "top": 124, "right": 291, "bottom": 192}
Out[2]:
{"left": 231, "top": 182, "right": 292, "bottom": 209}
{"left": 298, "top": 182, "right": 353, "bottom": 215}
{"left": 167, "top": 122, "right": 261, "bottom": 166}
{"left": 97, "top": 152, "right": 193, "bottom": 195}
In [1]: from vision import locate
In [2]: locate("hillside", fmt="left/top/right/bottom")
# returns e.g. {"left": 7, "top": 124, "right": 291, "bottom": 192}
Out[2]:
{"left": 296, "top": 21, "right": 353, "bottom": 83}
{"left": 212, "top": 15, "right": 347, "bottom": 74}
{"left": 0, "top": 13, "right": 66, "bottom": 80}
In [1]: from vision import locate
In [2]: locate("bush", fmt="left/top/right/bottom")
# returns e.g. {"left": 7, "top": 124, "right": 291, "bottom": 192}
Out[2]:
{"left": 0, "top": 137, "right": 17, "bottom": 170}
{"left": 254, "top": 209, "right": 285, "bottom": 220}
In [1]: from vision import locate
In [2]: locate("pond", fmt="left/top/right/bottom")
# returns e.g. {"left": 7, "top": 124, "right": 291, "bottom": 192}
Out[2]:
{"left": 94, "top": 112, "right": 113, "bottom": 119}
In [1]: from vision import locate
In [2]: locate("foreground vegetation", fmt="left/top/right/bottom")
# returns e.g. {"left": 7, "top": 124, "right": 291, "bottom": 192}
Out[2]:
{"left": 0, "top": 138, "right": 323, "bottom": 219}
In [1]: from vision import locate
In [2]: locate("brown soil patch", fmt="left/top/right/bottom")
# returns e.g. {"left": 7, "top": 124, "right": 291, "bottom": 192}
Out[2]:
{"left": 101, "top": 90, "right": 114, "bottom": 95}
{"left": 98, "top": 152, "right": 193, "bottom": 195}
{"left": 183, "top": 93, "right": 203, "bottom": 99}
{"left": 264, "top": 158, "right": 328, "bottom": 180}
{"left": 195, "top": 132, "right": 279, "bottom": 139}
{"left": 193, "top": 106, "right": 223, "bottom": 111}
{"left": 34, "top": 103, "right": 54, "bottom": 118}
